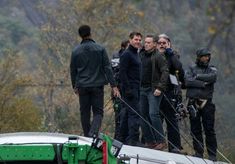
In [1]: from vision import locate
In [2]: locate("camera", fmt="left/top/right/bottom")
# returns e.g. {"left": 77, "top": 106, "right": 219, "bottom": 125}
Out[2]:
{"left": 187, "top": 105, "right": 197, "bottom": 118}
{"left": 175, "top": 102, "right": 188, "bottom": 120}
{"left": 111, "top": 58, "right": 120, "bottom": 82}
{"left": 111, "top": 58, "right": 120, "bottom": 70}
{"left": 170, "top": 98, "right": 187, "bottom": 120}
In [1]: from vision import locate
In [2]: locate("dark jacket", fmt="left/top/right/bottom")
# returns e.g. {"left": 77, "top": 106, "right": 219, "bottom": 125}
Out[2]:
{"left": 150, "top": 50, "right": 169, "bottom": 91}
{"left": 70, "top": 38, "right": 116, "bottom": 88}
{"left": 185, "top": 63, "right": 217, "bottom": 99}
{"left": 163, "top": 48, "right": 185, "bottom": 91}
{"left": 119, "top": 45, "right": 141, "bottom": 90}
{"left": 140, "top": 49, "right": 169, "bottom": 91}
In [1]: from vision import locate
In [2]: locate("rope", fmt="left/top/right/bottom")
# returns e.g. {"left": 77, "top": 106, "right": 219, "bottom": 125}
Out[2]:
{"left": 160, "top": 93, "right": 195, "bottom": 150}
{"left": 161, "top": 93, "right": 197, "bottom": 149}
{"left": 105, "top": 94, "right": 231, "bottom": 163}
{"left": 118, "top": 96, "right": 196, "bottom": 164}
{"left": 162, "top": 93, "right": 232, "bottom": 164}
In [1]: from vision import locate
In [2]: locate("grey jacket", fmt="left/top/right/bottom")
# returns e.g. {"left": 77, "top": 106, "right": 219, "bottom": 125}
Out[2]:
{"left": 185, "top": 64, "right": 217, "bottom": 99}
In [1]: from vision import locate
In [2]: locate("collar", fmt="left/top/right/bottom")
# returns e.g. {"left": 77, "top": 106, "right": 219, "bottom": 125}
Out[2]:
{"left": 145, "top": 49, "right": 155, "bottom": 56}
{"left": 128, "top": 44, "right": 138, "bottom": 53}
{"left": 81, "top": 38, "right": 95, "bottom": 44}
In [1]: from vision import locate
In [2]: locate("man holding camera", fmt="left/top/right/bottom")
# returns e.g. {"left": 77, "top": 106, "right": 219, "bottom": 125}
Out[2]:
{"left": 157, "top": 34, "right": 185, "bottom": 154}
{"left": 185, "top": 48, "right": 217, "bottom": 161}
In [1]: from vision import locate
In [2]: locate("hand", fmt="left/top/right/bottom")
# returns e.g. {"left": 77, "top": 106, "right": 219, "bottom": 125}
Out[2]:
{"left": 165, "top": 48, "right": 173, "bottom": 55}
{"left": 154, "top": 89, "right": 161, "bottom": 96}
{"left": 112, "top": 87, "right": 121, "bottom": 98}
{"left": 74, "top": 88, "right": 79, "bottom": 95}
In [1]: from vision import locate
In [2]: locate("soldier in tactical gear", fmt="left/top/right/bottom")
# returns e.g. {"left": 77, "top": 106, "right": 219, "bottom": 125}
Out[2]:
{"left": 185, "top": 48, "right": 217, "bottom": 161}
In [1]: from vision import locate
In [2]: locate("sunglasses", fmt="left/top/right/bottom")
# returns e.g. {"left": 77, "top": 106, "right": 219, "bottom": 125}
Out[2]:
{"left": 157, "top": 41, "right": 167, "bottom": 45}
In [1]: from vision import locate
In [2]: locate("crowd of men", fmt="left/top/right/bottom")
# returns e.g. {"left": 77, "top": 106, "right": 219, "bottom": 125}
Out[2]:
{"left": 70, "top": 25, "right": 218, "bottom": 161}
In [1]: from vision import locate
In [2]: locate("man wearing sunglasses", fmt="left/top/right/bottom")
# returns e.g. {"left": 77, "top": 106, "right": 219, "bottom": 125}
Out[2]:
{"left": 157, "top": 34, "right": 186, "bottom": 154}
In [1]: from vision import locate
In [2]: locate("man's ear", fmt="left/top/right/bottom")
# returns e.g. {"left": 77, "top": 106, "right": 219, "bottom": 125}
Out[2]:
{"left": 167, "top": 42, "right": 171, "bottom": 48}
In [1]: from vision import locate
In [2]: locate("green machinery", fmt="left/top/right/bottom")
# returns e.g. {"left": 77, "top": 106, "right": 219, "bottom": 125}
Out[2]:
{"left": 0, "top": 133, "right": 123, "bottom": 164}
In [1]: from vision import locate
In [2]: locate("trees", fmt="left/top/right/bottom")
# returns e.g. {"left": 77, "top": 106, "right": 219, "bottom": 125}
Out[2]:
{"left": 0, "top": 49, "right": 42, "bottom": 132}
{"left": 38, "top": 0, "right": 152, "bottom": 133}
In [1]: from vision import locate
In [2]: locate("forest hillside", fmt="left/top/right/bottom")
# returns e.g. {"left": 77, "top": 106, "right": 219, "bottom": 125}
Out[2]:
{"left": 0, "top": 0, "right": 234, "bottom": 162}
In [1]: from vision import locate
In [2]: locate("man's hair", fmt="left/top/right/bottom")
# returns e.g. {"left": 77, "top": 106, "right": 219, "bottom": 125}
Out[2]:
{"left": 129, "top": 32, "right": 142, "bottom": 39}
{"left": 121, "top": 40, "right": 129, "bottom": 49}
{"left": 78, "top": 25, "right": 91, "bottom": 38}
{"left": 145, "top": 34, "right": 155, "bottom": 42}
{"left": 158, "top": 33, "right": 171, "bottom": 42}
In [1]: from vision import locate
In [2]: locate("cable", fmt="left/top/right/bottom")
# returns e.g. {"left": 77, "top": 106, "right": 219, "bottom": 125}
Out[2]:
{"left": 164, "top": 94, "right": 232, "bottom": 164}
{"left": 162, "top": 93, "right": 222, "bottom": 164}
{"left": 118, "top": 97, "right": 183, "bottom": 155}
{"left": 110, "top": 95, "right": 231, "bottom": 163}
{"left": 160, "top": 94, "right": 194, "bottom": 150}
{"left": 216, "top": 149, "right": 232, "bottom": 164}
{"left": 161, "top": 93, "right": 198, "bottom": 150}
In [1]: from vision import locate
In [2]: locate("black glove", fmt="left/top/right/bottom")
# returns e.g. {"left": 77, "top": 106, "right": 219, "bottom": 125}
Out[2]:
{"left": 165, "top": 48, "right": 174, "bottom": 56}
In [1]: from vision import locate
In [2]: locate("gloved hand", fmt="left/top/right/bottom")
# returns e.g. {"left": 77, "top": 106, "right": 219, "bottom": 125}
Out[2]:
{"left": 165, "top": 48, "right": 174, "bottom": 56}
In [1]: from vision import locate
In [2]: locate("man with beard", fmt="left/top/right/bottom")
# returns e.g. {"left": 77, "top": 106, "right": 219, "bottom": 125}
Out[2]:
{"left": 157, "top": 34, "right": 186, "bottom": 154}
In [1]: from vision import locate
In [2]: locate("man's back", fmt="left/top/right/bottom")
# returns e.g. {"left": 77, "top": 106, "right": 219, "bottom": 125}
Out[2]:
{"left": 70, "top": 39, "right": 110, "bottom": 88}
{"left": 70, "top": 24, "right": 119, "bottom": 137}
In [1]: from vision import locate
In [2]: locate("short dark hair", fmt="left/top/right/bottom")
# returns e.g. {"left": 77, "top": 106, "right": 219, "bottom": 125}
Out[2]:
{"left": 129, "top": 32, "right": 142, "bottom": 39}
{"left": 145, "top": 34, "right": 155, "bottom": 41}
{"left": 121, "top": 40, "right": 129, "bottom": 49}
{"left": 78, "top": 25, "right": 91, "bottom": 38}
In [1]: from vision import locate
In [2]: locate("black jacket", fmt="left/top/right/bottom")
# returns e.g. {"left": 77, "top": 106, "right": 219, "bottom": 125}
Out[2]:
{"left": 163, "top": 49, "right": 185, "bottom": 91}
{"left": 119, "top": 45, "right": 141, "bottom": 90}
{"left": 70, "top": 39, "right": 116, "bottom": 88}
{"left": 185, "top": 63, "right": 217, "bottom": 99}
{"left": 140, "top": 49, "right": 169, "bottom": 91}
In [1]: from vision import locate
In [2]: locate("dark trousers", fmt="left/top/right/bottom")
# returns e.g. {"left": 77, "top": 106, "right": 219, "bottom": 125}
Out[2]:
{"left": 119, "top": 87, "right": 140, "bottom": 144}
{"left": 78, "top": 86, "right": 104, "bottom": 137}
{"left": 189, "top": 100, "right": 217, "bottom": 158}
{"left": 160, "top": 92, "right": 182, "bottom": 151}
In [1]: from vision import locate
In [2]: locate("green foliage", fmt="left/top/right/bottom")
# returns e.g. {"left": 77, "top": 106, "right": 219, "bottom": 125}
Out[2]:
{"left": 0, "top": 49, "right": 43, "bottom": 133}
{"left": 0, "top": 98, "right": 42, "bottom": 132}
{"left": 0, "top": 1, "right": 235, "bottom": 162}
{"left": 36, "top": 0, "right": 152, "bottom": 132}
